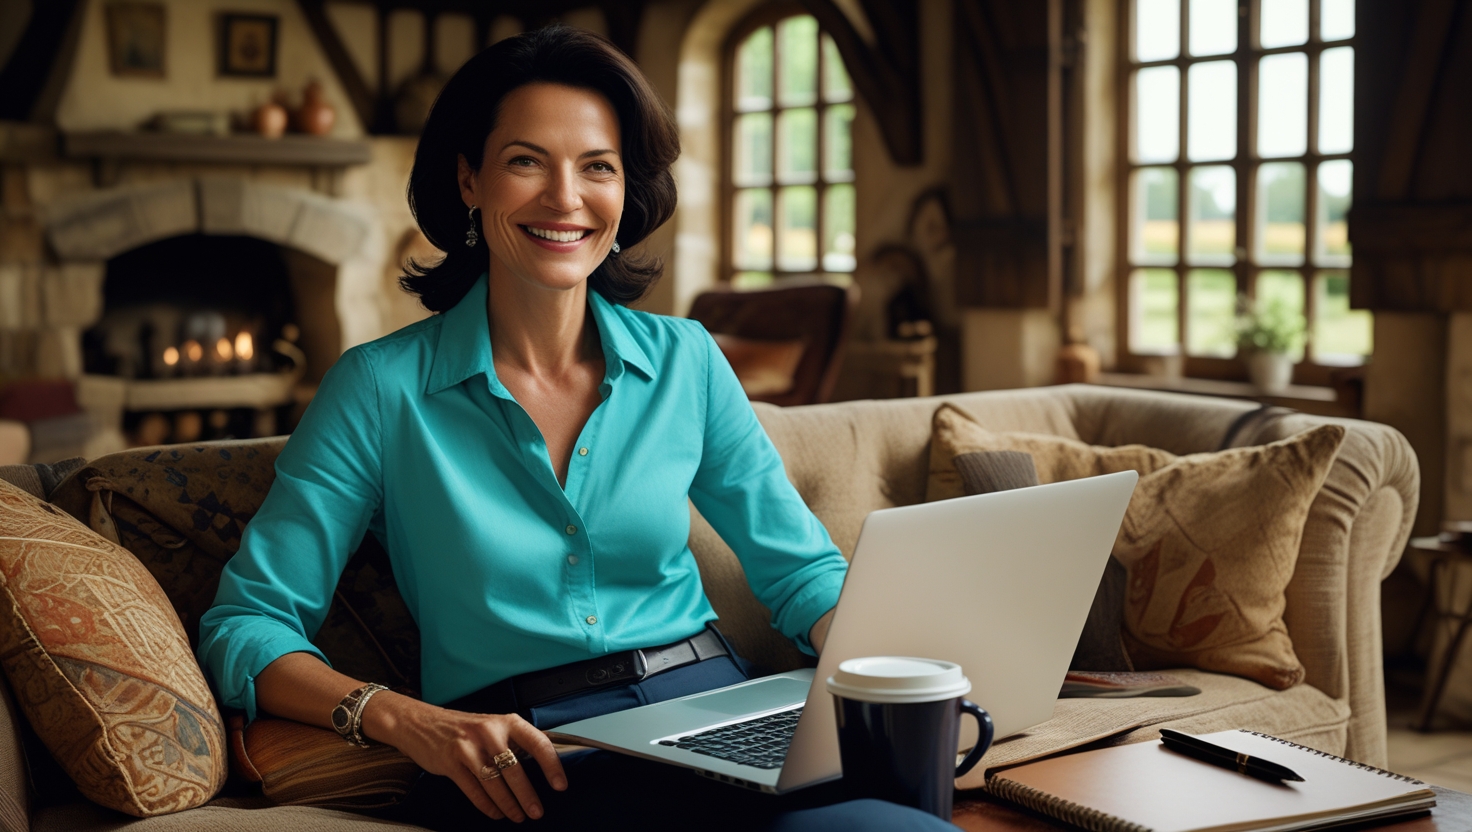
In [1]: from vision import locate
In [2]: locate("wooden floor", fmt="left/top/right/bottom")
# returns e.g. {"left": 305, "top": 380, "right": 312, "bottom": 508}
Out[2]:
{"left": 1388, "top": 677, "right": 1472, "bottom": 792}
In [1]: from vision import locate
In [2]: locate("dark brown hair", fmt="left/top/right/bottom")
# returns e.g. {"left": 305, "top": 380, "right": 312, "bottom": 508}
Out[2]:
{"left": 400, "top": 27, "right": 679, "bottom": 312}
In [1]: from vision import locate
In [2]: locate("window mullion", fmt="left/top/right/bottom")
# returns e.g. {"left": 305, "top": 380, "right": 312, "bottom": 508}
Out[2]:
{"left": 1176, "top": 0, "right": 1189, "bottom": 356}
{"left": 771, "top": 30, "right": 782, "bottom": 277}
{"left": 1303, "top": 0, "right": 1323, "bottom": 363}
{"left": 816, "top": 30, "right": 827, "bottom": 276}
{"left": 1238, "top": 0, "right": 1254, "bottom": 308}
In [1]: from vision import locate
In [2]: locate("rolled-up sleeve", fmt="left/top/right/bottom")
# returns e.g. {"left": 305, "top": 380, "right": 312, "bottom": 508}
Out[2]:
{"left": 688, "top": 331, "right": 847, "bottom": 655}
{"left": 197, "top": 346, "right": 384, "bottom": 720}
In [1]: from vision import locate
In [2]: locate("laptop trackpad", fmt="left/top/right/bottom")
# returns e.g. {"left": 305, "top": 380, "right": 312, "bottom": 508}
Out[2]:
{"left": 675, "top": 675, "right": 811, "bottom": 719}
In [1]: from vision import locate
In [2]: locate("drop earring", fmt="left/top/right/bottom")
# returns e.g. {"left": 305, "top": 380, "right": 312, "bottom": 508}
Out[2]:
{"left": 465, "top": 207, "right": 480, "bottom": 248}
{"left": 611, "top": 240, "right": 621, "bottom": 255}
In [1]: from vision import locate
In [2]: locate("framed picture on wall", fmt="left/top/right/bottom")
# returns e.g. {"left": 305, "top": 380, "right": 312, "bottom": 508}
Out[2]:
{"left": 105, "top": 2, "right": 166, "bottom": 78}
{"left": 219, "top": 13, "right": 278, "bottom": 78}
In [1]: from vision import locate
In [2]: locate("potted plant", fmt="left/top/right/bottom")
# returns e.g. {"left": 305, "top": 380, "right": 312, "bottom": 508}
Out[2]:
{"left": 1236, "top": 294, "right": 1304, "bottom": 394}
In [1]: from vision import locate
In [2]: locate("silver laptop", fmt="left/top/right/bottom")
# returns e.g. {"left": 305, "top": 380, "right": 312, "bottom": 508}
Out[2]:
{"left": 547, "top": 471, "right": 1137, "bottom": 794}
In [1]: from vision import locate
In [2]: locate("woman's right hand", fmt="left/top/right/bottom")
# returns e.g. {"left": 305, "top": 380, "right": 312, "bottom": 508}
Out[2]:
{"left": 363, "top": 692, "right": 568, "bottom": 822}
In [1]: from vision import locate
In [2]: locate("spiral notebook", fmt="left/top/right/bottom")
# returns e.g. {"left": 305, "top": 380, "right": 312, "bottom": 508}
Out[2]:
{"left": 985, "top": 730, "right": 1435, "bottom": 832}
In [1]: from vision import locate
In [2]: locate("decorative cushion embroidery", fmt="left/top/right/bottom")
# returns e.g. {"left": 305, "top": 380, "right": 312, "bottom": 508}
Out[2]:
{"left": 0, "top": 478, "right": 227, "bottom": 816}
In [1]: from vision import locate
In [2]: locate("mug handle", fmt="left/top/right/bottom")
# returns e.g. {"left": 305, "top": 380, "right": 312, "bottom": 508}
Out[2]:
{"left": 954, "top": 699, "right": 994, "bottom": 778}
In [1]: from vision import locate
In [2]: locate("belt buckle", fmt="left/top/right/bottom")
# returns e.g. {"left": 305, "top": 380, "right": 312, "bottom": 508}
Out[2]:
{"left": 631, "top": 648, "right": 650, "bottom": 681}
{"left": 583, "top": 650, "right": 646, "bottom": 687}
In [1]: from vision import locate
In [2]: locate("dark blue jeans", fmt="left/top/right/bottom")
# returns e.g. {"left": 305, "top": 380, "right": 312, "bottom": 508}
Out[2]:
{"left": 379, "top": 648, "right": 959, "bottom": 831}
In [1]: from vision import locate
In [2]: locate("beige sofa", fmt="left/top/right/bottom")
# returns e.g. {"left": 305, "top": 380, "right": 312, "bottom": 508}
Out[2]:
{"left": 0, "top": 385, "right": 1418, "bottom": 830}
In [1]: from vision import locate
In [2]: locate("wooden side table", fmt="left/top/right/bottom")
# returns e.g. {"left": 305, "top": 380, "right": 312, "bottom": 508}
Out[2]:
{"left": 1409, "top": 535, "right": 1472, "bottom": 731}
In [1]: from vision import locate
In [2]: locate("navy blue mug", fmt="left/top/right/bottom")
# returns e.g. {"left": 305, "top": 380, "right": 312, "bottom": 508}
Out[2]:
{"left": 827, "top": 657, "right": 995, "bottom": 820}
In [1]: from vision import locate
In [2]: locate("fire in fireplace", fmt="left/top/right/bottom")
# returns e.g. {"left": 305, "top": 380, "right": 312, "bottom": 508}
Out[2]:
{"left": 84, "top": 234, "right": 310, "bottom": 445}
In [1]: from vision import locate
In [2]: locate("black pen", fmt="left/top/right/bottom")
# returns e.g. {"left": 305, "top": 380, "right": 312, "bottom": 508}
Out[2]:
{"left": 1159, "top": 729, "right": 1305, "bottom": 782}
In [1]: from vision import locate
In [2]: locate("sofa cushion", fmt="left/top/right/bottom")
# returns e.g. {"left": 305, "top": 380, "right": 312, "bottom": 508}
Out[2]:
{"left": 928, "top": 404, "right": 1174, "bottom": 503}
{"left": 0, "top": 676, "right": 28, "bottom": 832}
{"left": 32, "top": 800, "right": 426, "bottom": 831}
{"left": 0, "top": 479, "right": 227, "bottom": 816}
{"left": 928, "top": 405, "right": 1346, "bottom": 690}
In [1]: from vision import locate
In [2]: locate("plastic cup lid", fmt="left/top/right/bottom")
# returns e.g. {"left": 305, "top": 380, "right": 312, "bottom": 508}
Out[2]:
{"left": 825, "top": 656, "right": 972, "bottom": 704}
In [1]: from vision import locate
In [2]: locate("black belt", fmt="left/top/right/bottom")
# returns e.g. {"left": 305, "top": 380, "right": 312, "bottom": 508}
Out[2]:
{"left": 448, "top": 625, "right": 730, "bottom": 716}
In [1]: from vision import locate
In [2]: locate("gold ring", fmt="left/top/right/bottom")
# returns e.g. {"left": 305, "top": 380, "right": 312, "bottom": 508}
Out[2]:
{"left": 478, "top": 764, "right": 502, "bottom": 781}
{"left": 494, "top": 749, "right": 519, "bottom": 770}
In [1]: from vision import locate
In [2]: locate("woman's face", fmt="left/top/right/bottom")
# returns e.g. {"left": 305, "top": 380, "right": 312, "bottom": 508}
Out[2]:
{"left": 458, "top": 82, "right": 625, "bottom": 295}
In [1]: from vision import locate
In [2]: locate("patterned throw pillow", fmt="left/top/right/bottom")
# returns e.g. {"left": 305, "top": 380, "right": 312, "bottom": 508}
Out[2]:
{"left": 0, "top": 478, "right": 227, "bottom": 816}
{"left": 927, "top": 404, "right": 1346, "bottom": 690}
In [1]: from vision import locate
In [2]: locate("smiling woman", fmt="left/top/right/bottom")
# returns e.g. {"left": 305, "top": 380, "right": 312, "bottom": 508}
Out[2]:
{"left": 401, "top": 27, "right": 679, "bottom": 313}
{"left": 196, "top": 25, "right": 952, "bottom": 832}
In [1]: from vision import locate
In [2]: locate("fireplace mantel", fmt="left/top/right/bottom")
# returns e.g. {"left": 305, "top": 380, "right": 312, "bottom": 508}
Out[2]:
{"left": 63, "top": 131, "right": 372, "bottom": 166}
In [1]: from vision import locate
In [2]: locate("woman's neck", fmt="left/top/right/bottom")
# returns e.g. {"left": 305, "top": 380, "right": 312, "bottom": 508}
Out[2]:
{"left": 484, "top": 261, "right": 599, "bottom": 378}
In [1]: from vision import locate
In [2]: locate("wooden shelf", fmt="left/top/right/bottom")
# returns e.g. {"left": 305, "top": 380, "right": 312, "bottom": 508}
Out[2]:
{"left": 62, "top": 131, "right": 372, "bottom": 168}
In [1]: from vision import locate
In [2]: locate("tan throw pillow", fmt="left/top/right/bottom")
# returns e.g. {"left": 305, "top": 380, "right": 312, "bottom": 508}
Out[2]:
{"left": 928, "top": 404, "right": 1176, "bottom": 501}
{"left": 927, "top": 404, "right": 1346, "bottom": 690}
{"left": 0, "top": 478, "right": 227, "bottom": 816}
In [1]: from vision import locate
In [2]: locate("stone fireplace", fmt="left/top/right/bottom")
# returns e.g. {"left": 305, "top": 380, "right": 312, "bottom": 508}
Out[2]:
{"left": 39, "top": 175, "right": 376, "bottom": 448}
{"left": 0, "top": 121, "right": 430, "bottom": 461}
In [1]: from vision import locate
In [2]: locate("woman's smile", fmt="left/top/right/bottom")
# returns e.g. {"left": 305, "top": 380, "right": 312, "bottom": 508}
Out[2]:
{"left": 519, "top": 222, "right": 594, "bottom": 250}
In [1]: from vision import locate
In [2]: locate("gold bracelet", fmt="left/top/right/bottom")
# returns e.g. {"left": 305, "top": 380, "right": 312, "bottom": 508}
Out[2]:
{"left": 331, "top": 683, "right": 388, "bottom": 747}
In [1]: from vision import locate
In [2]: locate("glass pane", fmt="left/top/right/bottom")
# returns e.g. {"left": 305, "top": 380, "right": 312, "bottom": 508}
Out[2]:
{"left": 1188, "top": 61, "right": 1236, "bottom": 161}
{"left": 823, "top": 184, "right": 856, "bottom": 272}
{"left": 1258, "top": 53, "right": 1307, "bottom": 158}
{"left": 1189, "top": 0, "right": 1237, "bottom": 56}
{"left": 1314, "top": 270, "right": 1371, "bottom": 363}
{"left": 733, "top": 188, "right": 773, "bottom": 270}
{"left": 778, "top": 15, "right": 819, "bottom": 106}
{"left": 1188, "top": 165, "right": 1236, "bottom": 262}
{"left": 1136, "top": 66, "right": 1180, "bottom": 163}
{"left": 1319, "top": 47, "right": 1354, "bottom": 154}
{"left": 777, "top": 108, "right": 817, "bottom": 183}
{"left": 1133, "top": 167, "right": 1179, "bottom": 262}
{"left": 824, "top": 104, "right": 855, "bottom": 178}
{"left": 1256, "top": 162, "right": 1305, "bottom": 263}
{"left": 1131, "top": 268, "right": 1180, "bottom": 353}
{"left": 1255, "top": 270, "right": 1306, "bottom": 360}
{"left": 822, "top": 34, "right": 852, "bottom": 102}
{"left": 733, "top": 113, "right": 772, "bottom": 186}
{"left": 1136, "top": 0, "right": 1180, "bottom": 61}
{"left": 1317, "top": 159, "right": 1353, "bottom": 261}
{"left": 735, "top": 27, "right": 773, "bottom": 111}
{"left": 1260, "top": 0, "right": 1308, "bottom": 48}
{"left": 733, "top": 271, "right": 775, "bottom": 289}
{"left": 777, "top": 185, "right": 818, "bottom": 271}
{"left": 1322, "top": 0, "right": 1355, "bottom": 41}
{"left": 1187, "top": 269, "right": 1238, "bottom": 356}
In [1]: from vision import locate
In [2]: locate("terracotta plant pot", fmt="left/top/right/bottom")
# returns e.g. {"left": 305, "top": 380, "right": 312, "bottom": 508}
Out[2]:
{"left": 1247, "top": 351, "right": 1294, "bottom": 394}
{"left": 252, "top": 102, "right": 288, "bottom": 139}
{"left": 296, "top": 81, "right": 336, "bottom": 136}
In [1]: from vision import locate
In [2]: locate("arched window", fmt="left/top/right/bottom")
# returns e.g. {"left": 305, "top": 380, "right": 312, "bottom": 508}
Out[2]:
{"left": 724, "top": 9, "right": 856, "bottom": 287}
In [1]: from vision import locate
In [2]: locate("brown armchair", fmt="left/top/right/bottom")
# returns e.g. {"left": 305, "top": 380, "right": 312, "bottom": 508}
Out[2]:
{"left": 687, "top": 282, "right": 859, "bottom": 407}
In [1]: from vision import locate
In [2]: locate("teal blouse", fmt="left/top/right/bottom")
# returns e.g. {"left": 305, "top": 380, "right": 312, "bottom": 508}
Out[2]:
{"left": 197, "top": 274, "right": 848, "bottom": 720}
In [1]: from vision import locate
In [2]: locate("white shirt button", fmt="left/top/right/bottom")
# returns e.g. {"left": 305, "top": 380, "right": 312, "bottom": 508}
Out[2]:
{"left": 567, "top": 554, "right": 579, "bottom": 565}
{"left": 585, "top": 615, "right": 598, "bottom": 625}
{"left": 565, "top": 525, "right": 577, "bottom": 535}
{"left": 578, "top": 447, "right": 589, "bottom": 456}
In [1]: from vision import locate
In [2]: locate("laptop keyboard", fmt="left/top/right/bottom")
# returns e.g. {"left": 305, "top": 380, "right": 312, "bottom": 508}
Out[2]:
{"left": 658, "top": 707, "right": 803, "bottom": 770}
